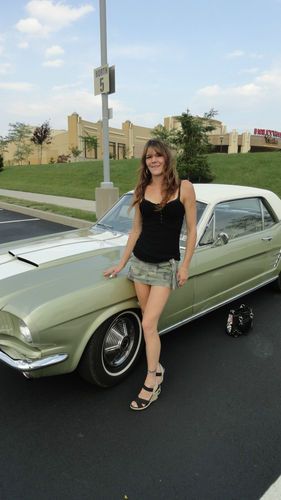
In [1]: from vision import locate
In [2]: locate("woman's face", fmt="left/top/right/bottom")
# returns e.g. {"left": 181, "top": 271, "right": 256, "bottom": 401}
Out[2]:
{"left": 145, "top": 147, "right": 166, "bottom": 176}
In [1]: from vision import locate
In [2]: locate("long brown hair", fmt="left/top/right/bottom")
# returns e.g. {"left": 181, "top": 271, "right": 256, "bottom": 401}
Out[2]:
{"left": 132, "top": 139, "right": 179, "bottom": 208}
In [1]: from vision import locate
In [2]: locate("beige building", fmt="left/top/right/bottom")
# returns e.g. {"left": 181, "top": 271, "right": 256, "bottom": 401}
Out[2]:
{"left": 68, "top": 112, "right": 153, "bottom": 161}
{"left": 4, "top": 113, "right": 153, "bottom": 165}
{"left": 3, "top": 113, "right": 281, "bottom": 165}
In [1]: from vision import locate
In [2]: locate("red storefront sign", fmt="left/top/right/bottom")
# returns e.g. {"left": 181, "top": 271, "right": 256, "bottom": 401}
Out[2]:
{"left": 254, "top": 128, "right": 281, "bottom": 138}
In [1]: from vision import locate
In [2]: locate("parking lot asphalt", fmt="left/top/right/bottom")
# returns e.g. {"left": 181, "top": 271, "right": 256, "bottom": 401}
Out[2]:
{"left": 0, "top": 211, "right": 280, "bottom": 500}
{"left": 0, "top": 207, "right": 73, "bottom": 244}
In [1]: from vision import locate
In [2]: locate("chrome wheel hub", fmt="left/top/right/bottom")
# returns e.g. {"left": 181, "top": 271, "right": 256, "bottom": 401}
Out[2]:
{"left": 103, "top": 313, "right": 140, "bottom": 369}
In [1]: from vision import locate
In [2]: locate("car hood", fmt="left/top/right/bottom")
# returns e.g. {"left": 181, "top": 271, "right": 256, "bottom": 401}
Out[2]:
{"left": 0, "top": 229, "right": 131, "bottom": 320}
{"left": 0, "top": 229, "right": 128, "bottom": 279}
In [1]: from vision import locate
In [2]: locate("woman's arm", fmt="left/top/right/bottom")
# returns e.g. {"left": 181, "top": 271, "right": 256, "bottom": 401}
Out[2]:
{"left": 177, "top": 180, "right": 197, "bottom": 286}
{"left": 104, "top": 202, "right": 142, "bottom": 278}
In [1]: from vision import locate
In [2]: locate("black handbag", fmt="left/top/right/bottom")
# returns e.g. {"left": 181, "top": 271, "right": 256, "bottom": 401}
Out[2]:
{"left": 226, "top": 304, "right": 254, "bottom": 337}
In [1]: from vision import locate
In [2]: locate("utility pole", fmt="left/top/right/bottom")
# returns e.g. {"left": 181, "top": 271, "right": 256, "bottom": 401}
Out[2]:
{"left": 94, "top": 0, "right": 119, "bottom": 219}
{"left": 99, "top": 0, "right": 110, "bottom": 186}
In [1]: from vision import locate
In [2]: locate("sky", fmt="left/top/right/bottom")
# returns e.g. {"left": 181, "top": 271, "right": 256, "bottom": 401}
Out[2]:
{"left": 1, "top": 0, "right": 281, "bottom": 137}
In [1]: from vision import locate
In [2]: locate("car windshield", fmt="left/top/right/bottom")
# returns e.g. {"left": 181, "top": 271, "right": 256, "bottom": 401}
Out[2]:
{"left": 95, "top": 193, "right": 206, "bottom": 237}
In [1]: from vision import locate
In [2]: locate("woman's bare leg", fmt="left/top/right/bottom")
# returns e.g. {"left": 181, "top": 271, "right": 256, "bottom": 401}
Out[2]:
{"left": 134, "top": 281, "right": 151, "bottom": 314}
{"left": 131, "top": 284, "right": 171, "bottom": 408}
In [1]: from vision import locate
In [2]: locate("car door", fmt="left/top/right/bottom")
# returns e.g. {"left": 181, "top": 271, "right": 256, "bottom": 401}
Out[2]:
{"left": 158, "top": 201, "right": 208, "bottom": 332}
{"left": 259, "top": 198, "right": 281, "bottom": 279}
{"left": 158, "top": 266, "right": 195, "bottom": 333}
{"left": 192, "top": 197, "right": 270, "bottom": 315}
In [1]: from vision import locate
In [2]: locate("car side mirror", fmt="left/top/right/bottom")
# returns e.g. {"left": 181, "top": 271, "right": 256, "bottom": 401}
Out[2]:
{"left": 212, "top": 232, "right": 229, "bottom": 247}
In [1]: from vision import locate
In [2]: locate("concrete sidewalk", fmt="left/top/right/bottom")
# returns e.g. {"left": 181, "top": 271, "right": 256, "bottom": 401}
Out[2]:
{"left": 0, "top": 189, "right": 96, "bottom": 212}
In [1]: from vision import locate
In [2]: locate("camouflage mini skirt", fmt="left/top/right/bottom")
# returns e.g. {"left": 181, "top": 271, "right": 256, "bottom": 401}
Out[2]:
{"left": 127, "top": 255, "right": 179, "bottom": 290}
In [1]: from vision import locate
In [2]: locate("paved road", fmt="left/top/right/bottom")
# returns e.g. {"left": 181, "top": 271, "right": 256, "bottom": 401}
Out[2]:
{"left": 0, "top": 213, "right": 280, "bottom": 500}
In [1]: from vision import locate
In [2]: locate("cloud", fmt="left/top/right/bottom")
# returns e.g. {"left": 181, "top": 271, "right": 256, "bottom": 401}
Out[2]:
{"left": 0, "top": 33, "right": 5, "bottom": 55}
{"left": 240, "top": 67, "right": 259, "bottom": 75}
{"left": 0, "top": 63, "right": 12, "bottom": 75}
{"left": 42, "top": 58, "right": 64, "bottom": 67}
{"left": 256, "top": 68, "right": 281, "bottom": 87}
{"left": 18, "top": 41, "right": 29, "bottom": 49}
{"left": 52, "top": 82, "right": 83, "bottom": 91}
{"left": 226, "top": 50, "right": 245, "bottom": 59}
{"left": 8, "top": 100, "right": 54, "bottom": 119}
{"left": 2, "top": 86, "right": 133, "bottom": 133}
{"left": 16, "top": 0, "right": 95, "bottom": 36}
{"left": 45, "top": 45, "right": 65, "bottom": 58}
{"left": 192, "top": 64, "right": 281, "bottom": 132}
{"left": 111, "top": 44, "right": 160, "bottom": 60}
{"left": 123, "top": 112, "right": 162, "bottom": 128}
{"left": 249, "top": 52, "right": 263, "bottom": 59}
{"left": 197, "top": 84, "right": 221, "bottom": 97}
{"left": 197, "top": 83, "right": 262, "bottom": 98}
{"left": 0, "top": 82, "right": 35, "bottom": 91}
{"left": 16, "top": 17, "right": 45, "bottom": 36}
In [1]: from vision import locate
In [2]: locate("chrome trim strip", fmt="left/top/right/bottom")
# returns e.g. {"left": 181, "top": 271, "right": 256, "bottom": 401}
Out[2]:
{"left": 159, "top": 277, "right": 277, "bottom": 335}
{"left": 0, "top": 351, "right": 68, "bottom": 371}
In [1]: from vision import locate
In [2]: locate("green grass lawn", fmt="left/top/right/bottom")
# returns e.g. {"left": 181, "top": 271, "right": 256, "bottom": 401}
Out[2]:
{"left": 0, "top": 159, "right": 140, "bottom": 199}
{"left": 1, "top": 153, "right": 280, "bottom": 202}
{"left": 209, "top": 153, "right": 281, "bottom": 196}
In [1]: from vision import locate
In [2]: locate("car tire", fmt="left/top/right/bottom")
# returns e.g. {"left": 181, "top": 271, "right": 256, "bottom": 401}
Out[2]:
{"left": 78, "top": 309, "right": 143, "bottom": 387}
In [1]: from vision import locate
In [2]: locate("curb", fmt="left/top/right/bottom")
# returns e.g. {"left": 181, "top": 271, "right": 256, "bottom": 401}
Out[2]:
{"left": 0, "top": 201, "right": 92, "bottom": 228}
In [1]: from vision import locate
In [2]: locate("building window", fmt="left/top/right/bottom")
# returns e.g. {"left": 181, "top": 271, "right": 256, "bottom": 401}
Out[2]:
{"left": 109, "top": 141, "right": 116, "bottom": 159}
{"left": 118, "top": 143, "right": 126, "bottom": 159}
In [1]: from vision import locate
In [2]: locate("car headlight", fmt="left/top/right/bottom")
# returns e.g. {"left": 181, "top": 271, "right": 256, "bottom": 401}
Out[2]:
{"left": 19, "top": 320, "right": 33, "bottom": 343}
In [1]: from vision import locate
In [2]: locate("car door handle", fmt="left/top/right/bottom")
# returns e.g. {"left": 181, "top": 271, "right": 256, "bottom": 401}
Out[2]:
{"left": 261, "top": 236, "right": 272, "bottom": 241}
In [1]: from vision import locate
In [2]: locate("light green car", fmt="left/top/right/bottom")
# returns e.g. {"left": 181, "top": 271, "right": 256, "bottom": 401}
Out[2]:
{"left": 0, "top": 184, "right": 280, "bottom": 387}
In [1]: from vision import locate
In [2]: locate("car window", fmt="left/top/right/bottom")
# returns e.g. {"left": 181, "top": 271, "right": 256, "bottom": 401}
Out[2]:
{"left": 180, "top": 201, "right": 207, "bottom": 245}
{"left": 262, "top": 200, "right": 276, "bottom": 229}
{"left": 199, "top": 215, "right": 214, "bottom": 246}
{"left": 98, "top": 194, "right": 206, "bottom": 239}
{"left": 200, "top": 197, "right": 276, "bottom": 245}
{"left": 214, "top": 198, "right": 263, "bottom": 240}
{"left": 96, "top": 194, "right": 134, "bottom": 234}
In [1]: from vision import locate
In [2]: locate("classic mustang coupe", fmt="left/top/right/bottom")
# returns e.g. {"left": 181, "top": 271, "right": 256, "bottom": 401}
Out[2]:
{"left": 0, "top": 184, "right": 280, "bottom": 387}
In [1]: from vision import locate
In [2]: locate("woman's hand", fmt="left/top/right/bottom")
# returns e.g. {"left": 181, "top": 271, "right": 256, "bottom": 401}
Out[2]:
{"left": 177, "top": 265, "right": 189, "bottom": 287}
{"left": 103, "top": 263, "right": 124, "bottom": 279}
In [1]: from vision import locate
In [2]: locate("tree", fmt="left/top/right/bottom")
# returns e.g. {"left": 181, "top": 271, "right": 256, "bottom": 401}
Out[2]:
{"left": 151, "top": 124, "right": 177, "bottom": 148}
{"left": 70, "top": 146, "right": 82, "bottom": 159}
{"left": 80, "top": 133, "right": 98, "bottom": 158}
{"left": 174, "top": 109, "right": 217, "bottom": 183}
{"left": 0, "top": 154, "right": 4, "bottom": 172}
{"left": 8, "top": 122, "right": 34, "bottom": 166}
{"left": 31, "top": 121, "right": 52, "bottom": 164}
{"left": 0, "top": 135, "right": 9, "bottom": 156}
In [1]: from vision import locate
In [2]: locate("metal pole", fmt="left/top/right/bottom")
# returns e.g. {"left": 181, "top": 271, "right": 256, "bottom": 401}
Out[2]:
{"left": 99, "top": 0, "right": 112, "bottom": 187}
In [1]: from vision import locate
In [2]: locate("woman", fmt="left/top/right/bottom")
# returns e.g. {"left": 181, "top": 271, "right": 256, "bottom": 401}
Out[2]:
{"left": 104, "top": 139, "right": 197, "bottom": 411}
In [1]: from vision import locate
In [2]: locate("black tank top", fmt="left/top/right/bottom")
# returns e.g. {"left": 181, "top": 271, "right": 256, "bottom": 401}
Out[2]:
{"left": 133, "top": 184, "right": 185, "bottom": 263}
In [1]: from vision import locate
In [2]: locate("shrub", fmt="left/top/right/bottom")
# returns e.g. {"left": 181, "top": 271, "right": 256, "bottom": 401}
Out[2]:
{"left": 0, "top": 154, "right": 4, "bottom": 172}
{"left": 57, "top": 154, "right": 71, "bottom": 163}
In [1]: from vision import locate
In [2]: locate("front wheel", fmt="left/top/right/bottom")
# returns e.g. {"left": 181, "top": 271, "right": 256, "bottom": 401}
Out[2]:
{"left": 78, "top": 310, "right": 143, "bottom": 387}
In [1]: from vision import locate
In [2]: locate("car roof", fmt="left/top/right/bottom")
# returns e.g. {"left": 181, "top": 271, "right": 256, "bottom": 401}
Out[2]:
{"left": 193, "top": 184, "right": 281, "bottom": 219}
{"left": 193, "top": 183, "right": 274, "bottom": 202}
{"left": 126, "top": 184, "right": 281, "bottom": 219}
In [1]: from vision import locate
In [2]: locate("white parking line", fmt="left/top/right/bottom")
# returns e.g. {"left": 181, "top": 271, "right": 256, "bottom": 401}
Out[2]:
{"left": 260, "top": 475, "right": 281, "bottom": 499}
{"left": 0, "top": 218, "right": 40, "bottom": 224}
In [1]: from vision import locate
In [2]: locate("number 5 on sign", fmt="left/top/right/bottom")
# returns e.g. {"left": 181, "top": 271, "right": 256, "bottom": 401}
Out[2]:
{"left": 94, "top": 65, "right": 110, "bottom": 95}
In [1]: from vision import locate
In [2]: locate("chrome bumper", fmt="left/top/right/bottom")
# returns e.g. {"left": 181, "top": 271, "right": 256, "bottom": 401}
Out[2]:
{"left": 0, "top": 350, "right": 68, "bottom": 371}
